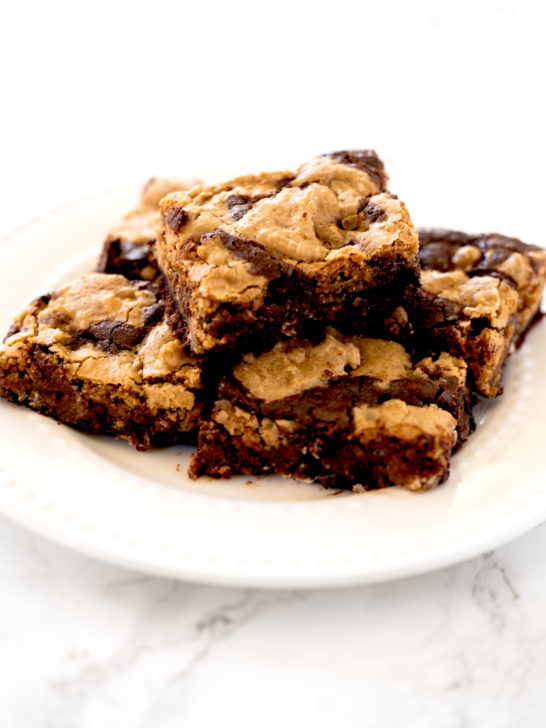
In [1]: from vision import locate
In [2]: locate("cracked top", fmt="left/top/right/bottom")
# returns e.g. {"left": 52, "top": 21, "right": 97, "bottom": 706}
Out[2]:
{"left": 1, "top": 274, "right": 202, "bottom": 411}
{"left": 157, "top": 152, "right": 418, "bottom": 321}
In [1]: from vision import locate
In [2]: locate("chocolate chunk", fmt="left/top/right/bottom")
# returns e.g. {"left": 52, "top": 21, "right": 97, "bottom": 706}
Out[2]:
{"left": 111, "top": 323, "right": 147, "bottom": 349}
{"left": 200, "top": 230, "right": 283, "bottom": 281}
{"left": 83, "top": 319, "right": 150, "bottom": 353}
{"left": 382, "top": 378, "right": 438, "bottom": 406}
{"left": 476, "top": 234, "right": 541, "bottom": 271}
{"left": 419, "top": 242, "right": 457, "bottom": 272}
{"left": 86, "top": 320, "right": 117, "bottom": 342}
{"left": 359, "top": 199, "right": 387, "bottom": 224}
{"left": 274, "top": 176, "right": 295, "bottom": 190}
{"left": 141, "top": 302, "right": 164, "bottom": 326}
{"left": 164, "top": 206, "right": 188, "bottom": 233}
{"left": 419, "top": 228, "right": 543, "bottom": 274}
{"left": 226, "top": 188, "right": 293, "bottom": 222}
{"left": 258, "top": 375, "right": 441, "bottom": 424}
{"left": 226, "top": 194, "right": 254, "bottom": 221}
{"left": 97, "top": 239, "right": 158, "bottom": 280}
{"left": 326, "top": 150, "right": 387, "bottom": 190}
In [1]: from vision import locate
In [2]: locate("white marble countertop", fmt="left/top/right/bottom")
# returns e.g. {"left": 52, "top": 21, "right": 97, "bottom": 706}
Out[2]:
{"left": 2, "top": 2, "right": 546, "bottom": 726}
{"left": 3, "top": 516, "right": 546, "bottom": 727}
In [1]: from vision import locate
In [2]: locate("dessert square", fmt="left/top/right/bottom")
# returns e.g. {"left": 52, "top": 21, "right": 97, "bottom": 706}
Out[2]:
{"left": 190, "top": 330, "right": 474, "bottom": 491}
{"left": 157, "top": 151, "right": 420, "bottom": 354}
{"left": 0, "top": 273, "right": 204, "bottom": 449}
{"left": 409, "top": 229, "right": 546, "bottom": 397}
{"left": 97, "top": 176, "right": 200, "bottom": 282}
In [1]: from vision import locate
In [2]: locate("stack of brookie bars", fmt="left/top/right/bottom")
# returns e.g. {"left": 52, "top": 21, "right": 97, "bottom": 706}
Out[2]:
{"left": 1, "top": 152, "right": 545, "bottom": 492}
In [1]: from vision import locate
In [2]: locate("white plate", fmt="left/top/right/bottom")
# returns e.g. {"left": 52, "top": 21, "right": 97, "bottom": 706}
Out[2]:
{"left": 0, "top": 187, "right": 545, "bottom": 589}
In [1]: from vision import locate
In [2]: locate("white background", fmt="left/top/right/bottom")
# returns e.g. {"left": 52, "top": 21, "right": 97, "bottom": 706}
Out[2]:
{"left": 1, "top": 0, "right": 545, "bottom": 238}
{"left": 2, "top": 1, "right": 546, "bottom": 726}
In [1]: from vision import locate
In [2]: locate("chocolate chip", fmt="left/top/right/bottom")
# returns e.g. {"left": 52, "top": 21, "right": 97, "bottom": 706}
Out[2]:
{"left": 326, "top": 150, "right": 388, "bottom": 190}
{"left": 418, "top": 228, "right": 542, "bottom": 275}
{"left": 87, "top": 321, "right": 117, "bottom": 341}
{"left": 226, "top": 194, "right": 249, "bottom": 207}
{"left": 419, "top": 242, "right": 456, "bottom": 272}
{"left": 359, "top": 200, "right": 387, "bottom": 224}
{"left": 141, "top": 302, "right": 164, "bottom": 326}
{"left": 111, "top": 323, "right": 145, "bottom": 349}
{"left": 97, "top": 239, "right": 159, "bottom": 280}
{"left": 83, "top": 318, "right": 152, "bottom": 353}
{"left": 164, "top": 206, "right": 188, "bottom": 233}
{"left": 200, "top": 229, "right": 283, "bottom": 281}
{"left": 86, "top": 321, "right": 119, "bottom": 352}
{"left": 383, "top": 378, "right": 438, "bottom": 406}
{"left": 4, "top": 324, "right": 19, "bottom": 341}
{"left": 226, "top": 184, "right": 295, "bottom": 222}
{"left": 274, "top": 176, "right": 295, "bottom": 190}
{"left": 226, "top": 194, "right": 254, "bottom": 221}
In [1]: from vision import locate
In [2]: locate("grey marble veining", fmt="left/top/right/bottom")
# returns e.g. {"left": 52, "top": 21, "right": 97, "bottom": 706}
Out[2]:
{"left": 3, "top": 514, "right": 546, "bottom": 728}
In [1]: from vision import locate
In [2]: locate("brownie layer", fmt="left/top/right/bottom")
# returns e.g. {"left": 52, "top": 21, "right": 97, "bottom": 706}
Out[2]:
{"left": 157, "top": 151, "right": 420, "bottom": 354}
{"left": 0, "top": 273, "right": 204, "bottom": 449}
{"left": 191, "top": 331, "right": 474, "bottom": 491}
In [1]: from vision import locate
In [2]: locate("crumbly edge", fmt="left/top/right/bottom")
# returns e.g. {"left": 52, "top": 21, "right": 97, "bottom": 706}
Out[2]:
{"left": 0, "top": 273, "right": 206, "bottom": 449}
{"left": 0, "top": 343, "right": 202, "bottom": 449}
{"left": 190, "top": 398, "right": 456, "bottom": 492}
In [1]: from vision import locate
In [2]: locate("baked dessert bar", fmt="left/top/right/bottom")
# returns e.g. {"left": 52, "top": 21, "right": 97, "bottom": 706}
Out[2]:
{"left": 0, "top": 273, "right": 204, "bottom": 449}
{"left": 98, "top": 176, "right": 200, "bottom": 281}
{"left": 190, "top": 330, "right": 474, "bottom": 491}
{"left": 157, "top": 151, "right": 420, "bottom": 354}
{"left": 409, "top": 229, "right": 546, "bottom": 397}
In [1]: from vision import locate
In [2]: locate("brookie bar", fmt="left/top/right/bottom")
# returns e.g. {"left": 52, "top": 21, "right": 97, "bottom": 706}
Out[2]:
{"left": 0, "top": 273, "right": 204, "bottom": 449}
{"left": 157, "top": 151, "right": 420, "bottom": 354}
{"left": 408, "top": 229, "right": 546, "bottom": 397}
{"left": 190, "top": 329, "right": 474, "bottom": 491}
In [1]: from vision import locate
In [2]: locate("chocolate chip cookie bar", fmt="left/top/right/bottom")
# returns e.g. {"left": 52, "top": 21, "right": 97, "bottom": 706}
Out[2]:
{"left": 98, "top": 176, "right": 200, "bottom": 281}
{"left": 157, "top": 151, "right": 420, "bottom": 354}
{"left": 409, "top": 229, "right": 546, "bottom": 397}
{"left": 0, "top": 273, "right": 204, "bottom": 449}
{"left": 190, "top": 330, "right": 474, "bottom": 491}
